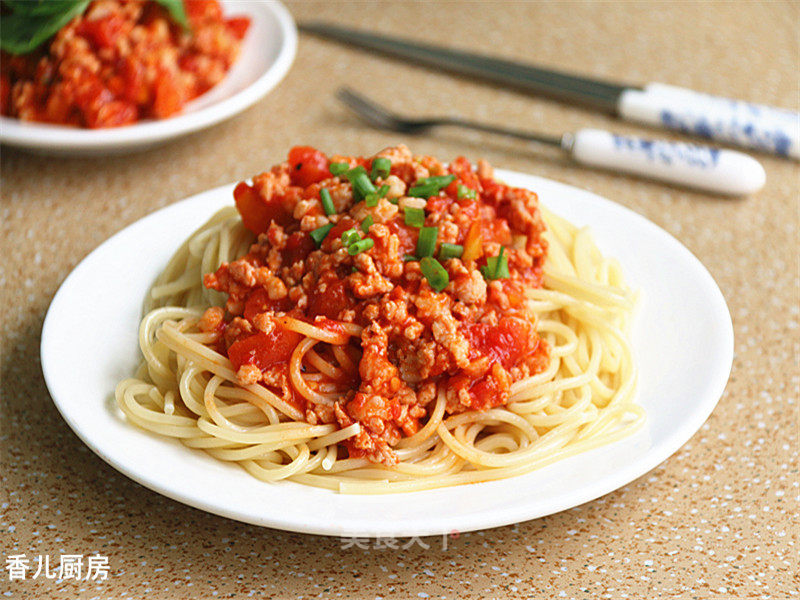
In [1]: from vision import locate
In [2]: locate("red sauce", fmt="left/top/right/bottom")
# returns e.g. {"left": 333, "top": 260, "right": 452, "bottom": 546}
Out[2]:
{"left": 243, "top": 289, "right": 291, "bottom": 322}
{"left": 227, "top": 329, "right": 302, "bottom": 373}
{"left": 284, "top": 232, "right": 316, "bottom": 266}
{"left": 308, "top": 278, "right": 350, "bottom": 320}
{"left": 313, "top": 317, "right": 347, "bottom": 335}
{"left": 201, "top": 145, "right": 550, "bottom": 464}
{"left": 386, "top": 219, "right": 419, "bottom": 256}
{"left": 458, "top": 374, "right": 505, "bottom": 411}
{"left": 464, "top": 317, "right": 535, "bottom": 369}
{"left": 321, "top": 218, "right": 357, "bottom": 252}
{"left": 234, "top": 182, "right": 290, "bottom": 235}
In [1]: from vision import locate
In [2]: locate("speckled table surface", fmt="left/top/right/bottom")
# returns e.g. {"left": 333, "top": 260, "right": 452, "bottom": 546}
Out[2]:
{"left": 2, "top": 1, "right": 798, "bottom": 598}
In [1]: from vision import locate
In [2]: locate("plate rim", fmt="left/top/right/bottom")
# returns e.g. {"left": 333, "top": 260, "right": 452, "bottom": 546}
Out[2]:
{"left": 40, "top": 171, "right": 734, "bottom": 537}
{"left": 0, "top": 0, "right": 297, "bottom": 152}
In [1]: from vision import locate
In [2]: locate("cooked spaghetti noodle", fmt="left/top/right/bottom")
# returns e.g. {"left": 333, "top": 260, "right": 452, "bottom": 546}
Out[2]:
{"left": 116, "top": 147, "right": 644, "bottom": 494}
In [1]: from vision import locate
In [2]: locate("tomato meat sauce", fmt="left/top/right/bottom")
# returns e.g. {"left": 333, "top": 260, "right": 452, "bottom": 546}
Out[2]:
{"left": 1, "top": 0, "right": 249, "bottom": 127}
{"left": 200, "top": 145, "right": 550, "bottom": 464}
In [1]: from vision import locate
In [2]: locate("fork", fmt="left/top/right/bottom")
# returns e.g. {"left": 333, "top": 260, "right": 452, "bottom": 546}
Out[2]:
{"left": 335, "top": 87, "right": 765, "bottom": 196}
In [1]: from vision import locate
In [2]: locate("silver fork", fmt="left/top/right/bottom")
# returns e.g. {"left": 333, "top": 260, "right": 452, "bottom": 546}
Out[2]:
{"left": 336, "top": 87, "right": 563, "bottom": 148}
{"left": 334, "top": 87, "right": 765, "bottom": 196}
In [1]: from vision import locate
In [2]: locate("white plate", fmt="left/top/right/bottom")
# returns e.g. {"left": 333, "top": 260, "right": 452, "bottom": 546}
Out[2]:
{"left": 41, "top": 171, "right": 734, "bottom": 537}
{"left": 0, "top": 1, "right": 296, "bottom": 156}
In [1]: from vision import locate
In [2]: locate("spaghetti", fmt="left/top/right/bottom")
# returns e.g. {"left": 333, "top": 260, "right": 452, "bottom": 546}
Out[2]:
{"left": 116, "top": 146, "right": 644, "bottom": 494}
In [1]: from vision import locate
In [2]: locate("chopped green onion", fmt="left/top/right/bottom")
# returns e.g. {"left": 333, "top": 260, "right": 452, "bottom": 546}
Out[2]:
{"left": 481, "top": 246, "right": 510, "bottom": 280}
{"left": 320, "top": 188, "right": 335, "bottom": 216}
{"left": 346, "top": 166, "right": 376, "bottom": 201}
{"left": 341, "top": 228, "right": 360, "bottom": 246}
{"left": 457, "top": 184, "right": 477, "bottom": 200}
{"left": 404, "top": 206, "right": 426, "bottom": 228}
{"left": 370, "top": 157, "right": 391, "bottom": 181}
{"left": 403, "top": 254, "right": 416, "bottom": 262}
{"left": 439, "top": 243, "right": 463, "bottom": 260}
{"left": 420, "top": 257, "right": 449, "bottom": 292}
{"left": 329, "top": 162, "right": 349, "bottom": 176}
{"left": 361, "top": 215, "right": 374, "bottom": 233}
{"left": 347, "top": 238, "right": 374, "bottom": 255}
{"left": 408, "top": 182, "right": 435, "bottom": 198}
{"left": 428, "top": 174, "right": 457, "bottom": 185}
{"left": 495, "top": 246, "right": 510, "bottom": 278}
{"left": 364, "top": 184, "right": 390, "bottom": 208}
{"left": 416, "top": 226, "right": 438, "bottom": 258}
{"left": 347, "top": 165, "right": 367, "bottom": 176}
{"left": 310, "top": 223, "right": 335, "bottom": 247}
{"left": 409, "top": 174, "right": 456, "bottom": 198}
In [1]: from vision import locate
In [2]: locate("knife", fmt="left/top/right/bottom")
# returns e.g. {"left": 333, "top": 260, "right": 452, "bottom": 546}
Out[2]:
{"left": 300, "top": 22, "right": 800, "bottom": 160}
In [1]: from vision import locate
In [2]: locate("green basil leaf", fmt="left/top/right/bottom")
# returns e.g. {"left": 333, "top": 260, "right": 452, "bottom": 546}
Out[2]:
{"left": 3, "top": 0, "right": 85, "bottom": 17}
{"left": 0, "top": 0, "right": 192, "bottom": 56}
{"left": 153, "top": 0, "right": 190, "bottom": 31}
{"left": 0, "top": 0, "right": 89, "bottom": 55}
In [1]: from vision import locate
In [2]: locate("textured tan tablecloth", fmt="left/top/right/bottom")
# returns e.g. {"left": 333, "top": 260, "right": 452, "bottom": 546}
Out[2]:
{"left": 2, "top": 1, "right": 798, "bottom": 598}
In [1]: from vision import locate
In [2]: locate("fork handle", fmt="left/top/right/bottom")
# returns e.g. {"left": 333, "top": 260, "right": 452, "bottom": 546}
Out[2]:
{"left": 567, "top": 128, "right": 765, "bottom": 196}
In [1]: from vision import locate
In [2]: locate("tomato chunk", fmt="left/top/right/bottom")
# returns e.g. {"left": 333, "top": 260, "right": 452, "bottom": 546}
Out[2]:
{"left": 464, "top": 317, "right": 534, "bottom": 369}
{"left": 386, "top": 219, "right": 419, "bottom": 256}
{"left": 153, "top": 72, "right": 182, "bottom": 119}
{"left": 481, "top": 218, "right": 512, "bottom": 245}
{"left": 449, "top": 156, "right": 481, "bottom": 192}
{"left": 77, "top": 14, "right": 127, "bottom": 49}
{"left": 233, "top": 181, "right": 290, "bottom": 235}
{"left": 288, "top": 146, "right": 330, "bottom": 187}
{"left": 320, "top": 217, "right": 356, "bottom": 252}
{"left": 466, "top": 375, "right": 506, "bottom": 411}
{"left": 185, "top": 0, "right": 223, "bottom": 24}
{"left": 243, "top": 289, "right": 290, "bottom": 321}
{"left": 226, "top": 16, "right": 251, "bottom": 40}
{"left": 283, "top": 231, "right": 316, "bottom": 266}
{"left": 227, "top": 328, "right": 302, "bottom": 372}
{"left": 446, "top": 369, "right": 507, "bottom": 411}
{"left": 0, "top": 74, "right": 10, "bottom": 115}
{"left": 308, "top": 278, "right": 350, "bottom": 320}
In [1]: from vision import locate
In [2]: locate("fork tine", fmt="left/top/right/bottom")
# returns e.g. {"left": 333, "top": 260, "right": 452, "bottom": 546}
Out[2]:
{"left": 335, "top": 87, "right": 561, "bottom": 145}
{"left": 336, "top": 87, "right": 406, "bottom": 130}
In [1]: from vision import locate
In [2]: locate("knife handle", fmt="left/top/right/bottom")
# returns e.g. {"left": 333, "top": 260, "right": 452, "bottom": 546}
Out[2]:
{"left": 618, "top": 83, "right": 800, "bottom": 159}
{"left": 568, "top": 128, "right": 766, "bottom": 196}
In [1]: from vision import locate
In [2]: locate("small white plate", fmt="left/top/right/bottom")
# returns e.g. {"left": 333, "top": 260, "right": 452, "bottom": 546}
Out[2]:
{"left": 41, "top": 171, "right": 734, "bottom": 537}
{"left": 0, "top": 1, "right": 296, "bottom": 156}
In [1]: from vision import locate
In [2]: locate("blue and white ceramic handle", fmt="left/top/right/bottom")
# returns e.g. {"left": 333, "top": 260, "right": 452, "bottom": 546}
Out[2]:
{"left": 566, "top": 128, "right": 766, "bottom": 196}
{"left": 618, "top": 83, "right": 800, "bottom": 160}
